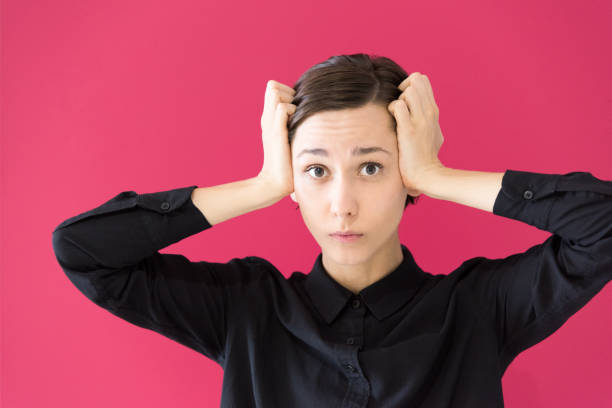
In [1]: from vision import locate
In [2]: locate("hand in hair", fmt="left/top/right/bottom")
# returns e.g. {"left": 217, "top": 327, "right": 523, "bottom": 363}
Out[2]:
{"left": 257, "top": 80, "right": 297, "bottom": 197}
{"left": 387, "top": 72, "right": 445, "bottom": 197}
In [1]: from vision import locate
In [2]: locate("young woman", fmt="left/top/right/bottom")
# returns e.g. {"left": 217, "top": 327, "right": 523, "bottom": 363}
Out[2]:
{"left": 52, "top": 54, "right": 612, "bottom": 407}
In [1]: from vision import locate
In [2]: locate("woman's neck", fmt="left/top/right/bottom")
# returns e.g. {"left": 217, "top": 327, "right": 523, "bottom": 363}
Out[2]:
{"left": 321, "top": 235, "right": 404, "bottom": 295}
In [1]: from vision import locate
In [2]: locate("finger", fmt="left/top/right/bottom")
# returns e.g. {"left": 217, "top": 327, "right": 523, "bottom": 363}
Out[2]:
{"left": 264, "top": 88, "right": 295, "bottom": 121}
{"left": 417, "top": 74, "right": 438, "bottom": 114}
{"left": 266, "top": 86, "right": 295, "bottom": 107}
{"left": 271, "top": 87, "right": 296, "bottom": 102}
{"left": 274, "top": 102, "right": 297, "bottom": 134}
{"left": 399, "top": 73, "right": 434, "bottom": 119}
{"left": 263, "top": 91, "right": 277, "bottom": 123}
{"left": 420, "top": 75, "right": 434, "bottom": 104}
{"left": 410, "top": 78, "right": 431, "bottom": 118}
{"left": 400, "top": 85, "right": 425, "bottom": 119}
{"left": 278, "top": 91, "right": 295, "bottom": 103}
{"left": 278, "top": 83, "right": 296, "bottom": 95}
{"left": 397, "top": 71, "right": 422, "bottom": 92}
{"left": 387, "top": 99, "right": 412, "bottom": 133}
{"left": 268, "top": 79, "right": 296, "bottom": 95}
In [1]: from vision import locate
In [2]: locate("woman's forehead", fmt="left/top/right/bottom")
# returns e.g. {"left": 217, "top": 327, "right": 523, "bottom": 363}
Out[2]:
{"left": 294, "top": 144, "right": 393, "bottom": 161}
{"left": 293, "top": 131, "right": 396, "bottom": 159}
{"left": 293, "top": 107, "right": 396, "bottom": 153}
{"left": 299, "top": 105, "right": 391, "bottom": 130}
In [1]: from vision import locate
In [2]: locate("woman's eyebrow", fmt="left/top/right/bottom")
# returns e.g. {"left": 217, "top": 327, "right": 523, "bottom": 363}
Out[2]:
{"left": 297, "top": 146, "right": 390, "bottom": 159}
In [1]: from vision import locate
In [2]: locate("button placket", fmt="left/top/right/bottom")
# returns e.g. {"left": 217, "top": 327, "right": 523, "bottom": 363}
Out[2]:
{"left": 335, "top": 330, "right": 363, "bottom": 379}
{"left": 345, "top": 296, "right": 364, "bottom": 349}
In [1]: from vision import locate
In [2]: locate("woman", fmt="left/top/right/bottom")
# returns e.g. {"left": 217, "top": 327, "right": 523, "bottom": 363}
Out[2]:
{"left": 51, "top": 53, "right": 612, "bottom": 407}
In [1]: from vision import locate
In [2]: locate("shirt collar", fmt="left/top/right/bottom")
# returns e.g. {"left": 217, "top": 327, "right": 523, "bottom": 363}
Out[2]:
{"left": 304, "top": 244, "right": 430, "bottom": 324}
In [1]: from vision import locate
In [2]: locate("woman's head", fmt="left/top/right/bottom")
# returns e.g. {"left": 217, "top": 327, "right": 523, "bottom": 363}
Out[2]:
{"left": 288, "top": 53, "right": 419, "bottom": 262}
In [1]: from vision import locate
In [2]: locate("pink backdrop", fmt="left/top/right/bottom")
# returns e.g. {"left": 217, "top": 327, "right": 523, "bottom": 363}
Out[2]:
{"left": 2, "top": 0, "right": 611, "bottom": 406}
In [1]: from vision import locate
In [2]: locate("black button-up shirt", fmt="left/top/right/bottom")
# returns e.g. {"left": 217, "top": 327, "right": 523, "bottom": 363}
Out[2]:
{"left": 51, "top": 169, "right": 612, "bottom": 407}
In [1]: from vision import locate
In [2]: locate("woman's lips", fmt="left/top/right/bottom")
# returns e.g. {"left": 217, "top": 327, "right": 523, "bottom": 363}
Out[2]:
{"left": 330, "top": 233, "right": 363, "bottom": 242}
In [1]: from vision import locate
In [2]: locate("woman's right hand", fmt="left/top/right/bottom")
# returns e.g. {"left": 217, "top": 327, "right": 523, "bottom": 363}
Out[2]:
{"left": 256, "top": 80, "right": 297, "bottom": 198}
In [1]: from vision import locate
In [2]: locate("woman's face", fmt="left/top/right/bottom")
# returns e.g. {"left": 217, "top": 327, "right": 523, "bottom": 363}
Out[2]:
{"left": 290, "top": 102, "right": 409, "bottom": 264}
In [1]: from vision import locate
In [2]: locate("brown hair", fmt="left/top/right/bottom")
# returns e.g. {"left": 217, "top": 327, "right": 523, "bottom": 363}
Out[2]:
{"left": 287, "top": 53, "right": 419, "bottom": 209}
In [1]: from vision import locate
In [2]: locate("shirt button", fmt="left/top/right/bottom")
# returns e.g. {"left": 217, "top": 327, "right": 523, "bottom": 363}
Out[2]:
{"left": 351, "top": 299, "right": 361, "bottom": 309}
{"left": 523, "top": 190, "right": 534, "bottom": 200}
{"left": 346, "top": 337, "right": 355, "bottom": 345}
{"left": 160, "top": 201, "right": 171, "bottom": 211}
{"left": 344, "top": 363, "right": 356, "bottom": 372}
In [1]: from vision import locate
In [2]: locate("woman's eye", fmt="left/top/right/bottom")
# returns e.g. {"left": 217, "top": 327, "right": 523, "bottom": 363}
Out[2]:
{"left": 305, "top": 166, "right": 327, "bottom": 179}
{"left": 304, "top": 162, "right": 384, "bottom": 179}
{"left": 361, "top": 162, "right": 384, "bottom": 176}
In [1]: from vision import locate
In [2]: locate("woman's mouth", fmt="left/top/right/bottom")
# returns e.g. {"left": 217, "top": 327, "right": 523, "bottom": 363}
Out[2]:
{"left": 329, "top": 233, "right": 363, "bottom": 242}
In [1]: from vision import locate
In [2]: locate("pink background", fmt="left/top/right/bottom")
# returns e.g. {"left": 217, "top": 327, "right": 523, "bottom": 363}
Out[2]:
{"left": 2, "top": 0, "right": 611, "bottom": 406}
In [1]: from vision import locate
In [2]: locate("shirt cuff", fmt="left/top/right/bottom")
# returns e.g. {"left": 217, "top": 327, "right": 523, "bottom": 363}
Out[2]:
{"left": 492, "top": 169, "right": 562, "bottom": 230}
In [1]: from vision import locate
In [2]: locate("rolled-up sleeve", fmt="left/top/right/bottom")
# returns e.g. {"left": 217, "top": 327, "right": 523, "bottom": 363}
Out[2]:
{"left": 51, "top": 185, "right": 265, "bottom": 365}
{"left": 465, "top": 169, "right": 612, "bottom": 372}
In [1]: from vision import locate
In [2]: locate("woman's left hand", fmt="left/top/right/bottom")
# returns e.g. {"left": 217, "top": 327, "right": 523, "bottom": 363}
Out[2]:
{"left": 387, "top": 72, "right": 445, "bottom": 197}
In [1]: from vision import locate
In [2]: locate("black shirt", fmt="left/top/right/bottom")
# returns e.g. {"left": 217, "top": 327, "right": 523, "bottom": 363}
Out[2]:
{"left": 51, "top": 169, "right": 612, "bottom": 408}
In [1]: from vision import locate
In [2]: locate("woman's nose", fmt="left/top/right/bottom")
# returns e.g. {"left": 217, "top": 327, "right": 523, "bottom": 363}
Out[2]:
{"left": 329, "top": 179, "right": 357, "bottom": 216}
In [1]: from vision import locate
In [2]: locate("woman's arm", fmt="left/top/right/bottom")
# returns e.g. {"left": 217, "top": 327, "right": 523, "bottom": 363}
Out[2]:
{"left": 415, "top": 166, "right": 504, "bottom": 213}
{"left": 421, "top": 167, "right": 612, "bottom": 372}
{"left": 191, "top": 176, "right": 287, "bottom": 226}
{"left": 51, "top": 178, "right": 285, "bottom": 363}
